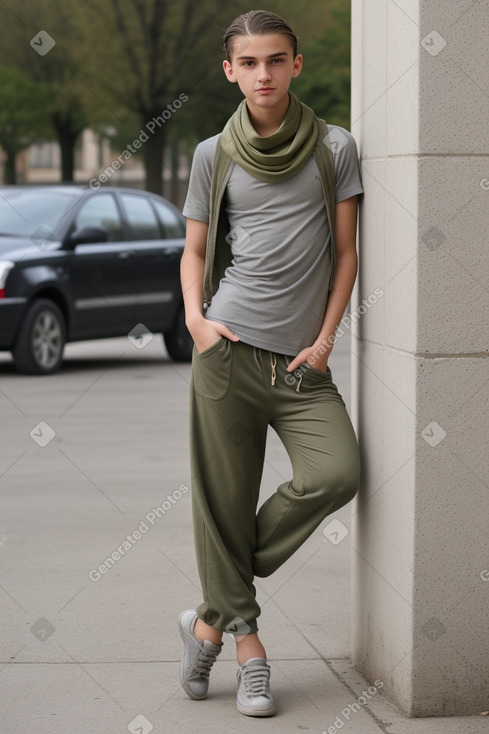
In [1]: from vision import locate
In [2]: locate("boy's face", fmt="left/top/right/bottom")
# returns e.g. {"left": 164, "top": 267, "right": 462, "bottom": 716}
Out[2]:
{"left": 223, "top": 33, "right": 302, "bottom": 110}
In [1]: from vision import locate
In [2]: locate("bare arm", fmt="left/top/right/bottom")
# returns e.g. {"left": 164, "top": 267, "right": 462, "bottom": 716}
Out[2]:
{"left": 180, "top": 218, "right": 239, "bottom": 354}
{"left": 286, "top": 195, "right": 358, "bottom": 372}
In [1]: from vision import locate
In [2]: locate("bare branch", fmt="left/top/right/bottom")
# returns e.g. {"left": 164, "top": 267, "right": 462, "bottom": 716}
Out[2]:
{"left": 110, "top": 0, "right": 144, "bottom": 104}
{"left": 130, "top": 0, "right": 150, "bottom": 33}
{"left": 147, "top": 0, "right": 170, "bottom": 105}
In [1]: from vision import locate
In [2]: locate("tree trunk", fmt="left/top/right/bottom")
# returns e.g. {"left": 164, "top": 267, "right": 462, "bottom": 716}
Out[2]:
{"left": 59, "top": 135, "right": 76, "bottom": 183}
{"left": 52, "top": 111, "right": 84, "bottom": 183}
{"left": 143, "top": 119, "right": 166, "bottom": 195}
{"left": 3, "top": 147, "right": 17, "bottom": 184}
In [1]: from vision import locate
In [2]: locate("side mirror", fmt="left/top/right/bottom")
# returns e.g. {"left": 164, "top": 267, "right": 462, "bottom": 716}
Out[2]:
{"left": 69, "top": 226, "right": 109, "bottom": 246}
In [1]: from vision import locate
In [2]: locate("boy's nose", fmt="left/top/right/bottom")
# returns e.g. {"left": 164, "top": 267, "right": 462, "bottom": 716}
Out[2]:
{"left": 257, "top": 64, "right": 272, "bottom": 81}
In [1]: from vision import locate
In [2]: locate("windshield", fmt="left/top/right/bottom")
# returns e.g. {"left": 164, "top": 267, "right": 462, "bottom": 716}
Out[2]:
{"left": 0, "top": 189, "right": 79, "bottom": 238}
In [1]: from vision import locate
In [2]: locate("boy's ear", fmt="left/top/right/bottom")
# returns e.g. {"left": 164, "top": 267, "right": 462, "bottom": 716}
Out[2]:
{"left": 291, "top": 53, "right": 303, "bottom": 79}
{"left": 223, "top": 60, "right": 237, "bottom": 83}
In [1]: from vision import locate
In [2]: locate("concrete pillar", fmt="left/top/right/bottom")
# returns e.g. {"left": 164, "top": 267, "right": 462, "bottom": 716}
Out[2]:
{"left": 350, "top": 0, "right": 489, "bottom": 717}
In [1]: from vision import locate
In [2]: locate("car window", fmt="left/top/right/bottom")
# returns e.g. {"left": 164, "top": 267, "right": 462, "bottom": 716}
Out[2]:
{"left": 121, "top": 194, "right": 162, "bottom": 240}
{"left": 153, "top": 199, "right": 185, "bottom": 238}
{"left": 75, "top": 194, "right": 123, "bottom": 242}
{"left": 0, "top": 190, "right": 79, "bottom": 238}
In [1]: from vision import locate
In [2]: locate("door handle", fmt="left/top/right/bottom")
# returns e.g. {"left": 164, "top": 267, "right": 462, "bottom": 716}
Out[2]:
{"left": 118, "top": 251, "right": 133, "bottom": 259}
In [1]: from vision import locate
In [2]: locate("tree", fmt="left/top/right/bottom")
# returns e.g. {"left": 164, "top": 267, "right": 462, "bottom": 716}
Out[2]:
{"left": 0, "top": 2, "right": 90, "bottom": 182}
{"left": 0, "top": 67, "right": 52, "bottom": 183}
{"left": 291, "top": 0, "right": 352, "bottom": 129}
{"left": 32, "top": 53, "right": 89, "bottom": 182}
{"left": 81, "top": 0, "right": 235, "bottom": 194}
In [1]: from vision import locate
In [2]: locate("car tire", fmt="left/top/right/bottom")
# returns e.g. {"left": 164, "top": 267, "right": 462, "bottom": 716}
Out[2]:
{"left": 12, "top": 299, "right": 66, "bottom": 375}
{"left": 164, "top": 306, "right": 193, "bottom": 362}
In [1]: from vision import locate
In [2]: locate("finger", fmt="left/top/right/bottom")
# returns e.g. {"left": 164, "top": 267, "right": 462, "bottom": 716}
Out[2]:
{"left": 286, "top": 355, "right": 305, "bottom": 372}
{"left": 220, "top": 325, "right": 240, "bottom": 341}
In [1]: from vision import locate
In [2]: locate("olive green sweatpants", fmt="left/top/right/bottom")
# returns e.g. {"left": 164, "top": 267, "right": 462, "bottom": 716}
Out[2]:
{"left": 189, "top": 338, "right": 360, "bottom": 634}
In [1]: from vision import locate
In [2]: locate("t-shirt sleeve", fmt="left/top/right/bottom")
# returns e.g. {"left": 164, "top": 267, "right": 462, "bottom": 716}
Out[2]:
{"left": 328, "top": 125, "right": 364, "bottom": 203}
{"left": 182, "top": 135, "right": 219, "bottom": 223}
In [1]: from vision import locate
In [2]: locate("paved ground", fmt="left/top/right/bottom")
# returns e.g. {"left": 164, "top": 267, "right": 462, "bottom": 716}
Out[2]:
{"left": 0, "top": 333, "right": 486, "bottom": 733}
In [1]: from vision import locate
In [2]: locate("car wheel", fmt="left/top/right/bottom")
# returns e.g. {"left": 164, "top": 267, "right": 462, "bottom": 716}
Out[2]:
{"left": 12, "top": 299, "right": 66, "bottom": 375}
{"left": 164, "top": 306, "right": 193, "bottom": 362}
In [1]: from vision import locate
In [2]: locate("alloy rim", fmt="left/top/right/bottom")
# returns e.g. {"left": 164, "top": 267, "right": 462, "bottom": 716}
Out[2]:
{"left": 32, "top": 310, "right": 62, "bottom": 368}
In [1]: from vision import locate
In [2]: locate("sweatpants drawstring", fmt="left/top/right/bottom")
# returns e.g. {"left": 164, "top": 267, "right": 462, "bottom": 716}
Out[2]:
{"left": 270, "top": 353, "right": 277, "bottom": 386}
{"left": 269, "top": 352, "right": 302, "bottom": 391}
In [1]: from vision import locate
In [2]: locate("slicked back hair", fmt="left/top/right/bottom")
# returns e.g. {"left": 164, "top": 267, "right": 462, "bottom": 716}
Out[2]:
{"left": 223, "top": 9, "right": 298, "bottom": 61}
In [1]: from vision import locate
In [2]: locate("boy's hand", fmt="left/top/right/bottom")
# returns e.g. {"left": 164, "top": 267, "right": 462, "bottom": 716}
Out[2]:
{"left": 188, "top": 315, "right": 239, "bottom": 354}
{"left": 287, "top": 345, "right": 331, "bottom": 373}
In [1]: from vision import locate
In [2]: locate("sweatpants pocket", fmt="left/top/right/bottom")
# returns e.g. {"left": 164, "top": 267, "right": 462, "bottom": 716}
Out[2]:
{"left": 191, "top": 337, "right": 232, "bottom": 400}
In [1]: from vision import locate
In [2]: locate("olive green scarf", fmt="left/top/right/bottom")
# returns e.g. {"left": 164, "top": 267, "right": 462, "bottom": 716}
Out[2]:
{"left": 203, "top": 92, "right": 336, "bottom": 307}
{"left": 220, "top": 91, "right": 319, "bottom": 182}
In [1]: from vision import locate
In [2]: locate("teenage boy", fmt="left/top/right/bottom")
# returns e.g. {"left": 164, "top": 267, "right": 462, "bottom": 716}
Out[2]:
{"left": 178, "top": 9, "right": 363, "bottom": 718}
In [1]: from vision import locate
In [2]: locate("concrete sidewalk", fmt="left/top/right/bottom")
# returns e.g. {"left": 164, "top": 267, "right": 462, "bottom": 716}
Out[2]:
{"left": 0, "top": 335, "right": 486, "bottom": 733}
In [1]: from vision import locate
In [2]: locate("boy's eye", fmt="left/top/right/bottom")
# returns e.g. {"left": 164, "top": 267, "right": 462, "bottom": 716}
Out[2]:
{"left": 240, "top": 59, "right": 284, "bottom": 68}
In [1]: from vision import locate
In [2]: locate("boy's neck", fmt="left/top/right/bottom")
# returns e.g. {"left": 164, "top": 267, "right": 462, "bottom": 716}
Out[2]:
{"left": 246, "top": 93, "right": 291, "bottom": 137}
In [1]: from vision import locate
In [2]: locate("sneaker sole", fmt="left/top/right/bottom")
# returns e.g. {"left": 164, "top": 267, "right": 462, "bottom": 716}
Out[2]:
{"left": 236, "top": 703, "right": 276, "bottom": 717}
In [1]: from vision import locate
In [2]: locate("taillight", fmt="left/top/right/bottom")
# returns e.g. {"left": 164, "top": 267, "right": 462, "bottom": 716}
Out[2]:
{"left": 0, "top": 262, "right": 14, "bottom": 298}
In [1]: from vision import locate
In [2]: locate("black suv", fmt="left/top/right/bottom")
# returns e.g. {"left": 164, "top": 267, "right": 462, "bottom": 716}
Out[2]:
{"left": 0, "top": 186, "right": 192, "bottom": 374}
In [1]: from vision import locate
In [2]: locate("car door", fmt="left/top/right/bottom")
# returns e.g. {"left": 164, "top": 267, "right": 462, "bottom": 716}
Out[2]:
{"left": 68, "top": 192, "right": 136, "bottom": 339}
{"left": 118, "top": 193, "right": 184, "bottom": 333}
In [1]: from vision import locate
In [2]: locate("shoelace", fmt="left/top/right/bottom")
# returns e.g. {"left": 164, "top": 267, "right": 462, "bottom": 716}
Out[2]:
{"left": 241, "top": 664, "right": 271, "bottom": 696}
{"left": 192, "top": 646, "right": 219, "bottom": 679}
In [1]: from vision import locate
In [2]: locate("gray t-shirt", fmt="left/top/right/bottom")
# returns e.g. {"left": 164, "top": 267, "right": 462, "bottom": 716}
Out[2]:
{"left": 183, "top": 125, "right": 363, "bottom": 355}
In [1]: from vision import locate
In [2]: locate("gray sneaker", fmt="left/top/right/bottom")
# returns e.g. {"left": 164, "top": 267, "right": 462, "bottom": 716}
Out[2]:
{"left": 236, "top": 657, "right": 275, "bottom": 717}
{"left": 178, "top": 610, "right": 222, "bottom": 700}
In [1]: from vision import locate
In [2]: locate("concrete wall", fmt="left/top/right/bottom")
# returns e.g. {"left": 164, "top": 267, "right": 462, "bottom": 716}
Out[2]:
{"left": 350, "top": 0, "right": 489, "bottom": 716}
